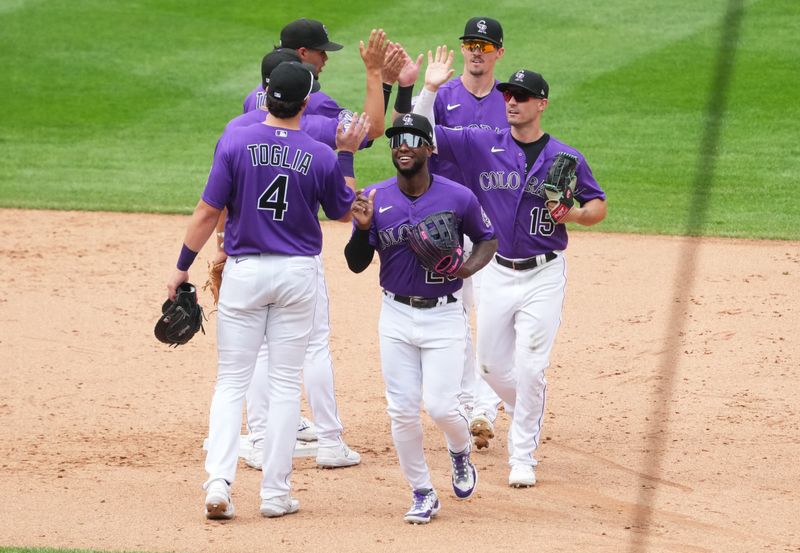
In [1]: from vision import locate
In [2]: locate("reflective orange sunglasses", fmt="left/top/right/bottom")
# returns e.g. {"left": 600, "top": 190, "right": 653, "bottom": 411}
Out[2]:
{"left": 462, "top": 40, "right": 497, "bottom": 54}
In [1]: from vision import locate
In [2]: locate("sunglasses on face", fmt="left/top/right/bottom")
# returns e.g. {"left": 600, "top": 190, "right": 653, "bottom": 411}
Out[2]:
{"left": 462, "top": 40, "right": 497, "bottom": 54}
{"left": 389, "top": 133, "right": 431, "bottom": 149}
{"left": 502, "top": 89, "right": 540, "bottom": 103}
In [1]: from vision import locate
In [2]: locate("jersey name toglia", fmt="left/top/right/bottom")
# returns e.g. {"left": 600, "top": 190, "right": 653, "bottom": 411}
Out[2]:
{"left": 435, "top": 127, "right": 606, "bottom": 258}
{"left": 430, "top": 78, "right": 508, "bottom": 183}
{"left": 360, "top": 175, "right": 495, "bottom": 297}
{"left": 203, "top": 124, "right": 354, "bottom": 257}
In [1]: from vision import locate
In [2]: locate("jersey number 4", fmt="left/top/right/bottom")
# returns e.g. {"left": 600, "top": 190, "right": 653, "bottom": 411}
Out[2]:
{"left": 258, "top": 174, "right": 289, "bottom": 220}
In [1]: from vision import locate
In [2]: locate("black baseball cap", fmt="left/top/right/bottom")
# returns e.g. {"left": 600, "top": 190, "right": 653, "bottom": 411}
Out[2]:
{"left": 459, "top": 17, "right": 503, "bottom": 47}
{"left": 279, "top": 18, "right": 343, "bottom": 51}
{"left": 261, "top": 48, "right": 302, "bottom": 88}
{"left": 497, "top": 69, "right": 549, "bottom": 99}
{"left": 385, "top": 113, "right": 434, "bottom": 144}
{"left": 267, "top": 62, "right": 320, "bottom": 102}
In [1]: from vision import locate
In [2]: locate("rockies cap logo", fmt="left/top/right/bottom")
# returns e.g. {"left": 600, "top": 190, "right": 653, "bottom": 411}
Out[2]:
{"left": 402, "top": 113, "right": 414, "bottom": 126}
{"left": 477, "top": 19, "right": 488, "bottom": 34}
{"left": 514, "top": 70, "right": 525, "bottom": 82}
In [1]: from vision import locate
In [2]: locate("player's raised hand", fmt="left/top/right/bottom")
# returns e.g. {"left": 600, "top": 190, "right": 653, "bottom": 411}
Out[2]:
{"left": 398, "top": 49, "right": 424, "bottom": 88}
{"left": 336, "top": 112, "right": 370, "bottom": 153}
{"left": 351, "top": 188, "right": 377, "bottom": 230}
{"left": 360, "top": 28, "right": 388, "bottom": 73}
{"left": 382, "top": 42, "right": 407, "bottom": 85}
{"left": 424, "top": 45, "right": 455, "bottom": 92}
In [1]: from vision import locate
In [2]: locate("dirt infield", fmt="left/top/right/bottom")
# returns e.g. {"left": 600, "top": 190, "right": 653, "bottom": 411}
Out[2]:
{"left": 1, "top": 209, "right": 798, "bottom": 552}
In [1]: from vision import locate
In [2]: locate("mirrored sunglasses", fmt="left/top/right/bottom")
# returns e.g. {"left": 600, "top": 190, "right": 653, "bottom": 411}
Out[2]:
{"left": 462, "top": 40, "right": 497, "bottom": 54}
{"left": 389, "top": 133, "right": 431, "bottom": 149}
{"left": 502, "top": 89, "right": 538, "bottom": 103}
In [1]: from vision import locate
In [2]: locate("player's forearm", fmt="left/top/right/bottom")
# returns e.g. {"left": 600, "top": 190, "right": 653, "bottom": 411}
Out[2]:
{"left": 456, "top": 238, "right": 498, "bottom": 279}
{"left": 214, "top": 208, "right": 227, "bottom": 250}
{"left": 412, "top": 87, "right": 436, "bottom": 123}
{"left": 363, "top": 68, "right": 385, "bottom": 139}
{"left": 183, "top": 200, "right": 223, "bottom": 253}
{"left": 564, "top": 198, "right": 607, "bottom": 226}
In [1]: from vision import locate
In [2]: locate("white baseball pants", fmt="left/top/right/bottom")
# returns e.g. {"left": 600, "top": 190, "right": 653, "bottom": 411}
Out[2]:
{"left": 379, "top": 293, "right": 471, "bottom": 491}
{"left": 245, "top": 256, "right": 345, "bottom": 448}
{"left": 477, "top": 254, "right": 567, "bottom": 467}
{"left": 203, "top": 254, "right": 317, "bottom": 500}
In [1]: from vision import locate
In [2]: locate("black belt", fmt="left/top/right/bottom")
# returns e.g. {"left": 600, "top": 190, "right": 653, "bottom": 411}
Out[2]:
{"left": 384, "top": 291, "right": 458, "bottom": 309}
{"left": 495, "top": 252, "right": 557, "bottom": 271}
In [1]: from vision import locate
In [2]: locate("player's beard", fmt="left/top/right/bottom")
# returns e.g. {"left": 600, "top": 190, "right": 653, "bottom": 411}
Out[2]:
{"left": 392, "top": 155, "right": 426, "bottom": 177}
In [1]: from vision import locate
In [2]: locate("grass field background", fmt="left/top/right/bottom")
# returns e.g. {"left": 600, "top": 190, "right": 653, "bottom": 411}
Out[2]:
{"left": 1, "top": 0, "right": 797, "bottom": 239}
{"left": 0, "top": 4, "right": 796, "bottom": 553}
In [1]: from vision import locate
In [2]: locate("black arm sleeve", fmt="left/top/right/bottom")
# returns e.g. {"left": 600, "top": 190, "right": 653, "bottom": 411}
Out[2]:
{"left": 344, "top": 228, "right": 375, "bottom": 273}
{"left": 394, "top": 85, "right": 413, "bottom": 113}
{"left": 382, "top": 83, "right": 393, "bottom": 114}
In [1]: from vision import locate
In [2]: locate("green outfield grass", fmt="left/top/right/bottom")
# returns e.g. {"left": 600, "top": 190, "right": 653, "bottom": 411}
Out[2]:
{"left": 0, "top": 0, "right": 797, "bottom": 239}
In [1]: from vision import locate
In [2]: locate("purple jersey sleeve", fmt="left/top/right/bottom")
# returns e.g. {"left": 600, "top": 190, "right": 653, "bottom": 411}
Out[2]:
{"left": 430, "top": 78, "right": 508, "bottom": 183}
{"left": 355, "top": 175, "right": 492, "bottom": 297}
{"left": 305, "top": 91, "right": 345, "bottom": 119}
{"left": 301, "top": 113, "right": 369, "bottom": 151}
{"left": 316, "top": 157, "right": 355, "bottom": 221}
{"left": 434, "top": 126, "right": 606, "bottom": 257}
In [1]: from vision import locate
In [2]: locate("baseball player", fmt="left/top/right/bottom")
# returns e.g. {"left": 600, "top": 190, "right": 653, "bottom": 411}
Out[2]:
{"left": 243, "top": 19, "right": 385, "bottom": 142}
{"left": 344, "top": 113, "right": 497, "bottom": 524}
{"left": 428, "top": 17, "right": 508, "bottom": 442}
{"left": 218, "top": 35, "right": 389, "bottom": 469}
{"left": 166, "top": 61, "right": 369, "bottom": 519}
{"left": 414, "top": 48, "right": 607, "bottom": 487}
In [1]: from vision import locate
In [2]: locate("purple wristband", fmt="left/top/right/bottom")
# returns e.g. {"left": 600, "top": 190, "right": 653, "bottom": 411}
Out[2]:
{"left": 176, "top": 243, "right": 198, "bottom": 271}
{"left": 337, "top": 151, "right": 355, "bottom": 178}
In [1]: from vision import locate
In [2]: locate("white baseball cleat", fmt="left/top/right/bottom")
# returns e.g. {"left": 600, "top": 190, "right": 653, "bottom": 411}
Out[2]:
{"left": 260, "top": 495, "right": 300, "bottom": 517}
{"left": 297, "top": 416, "right": 318, "bottom": 442}
{"left": 244, "top": 442, "right": 264, "bottom": 470}
{"left": 316, "top": 442, "right": 361, "bottom": 468}
{"left": 508, "top": 464, "right": 536, "bottom": 488}
{"left": 204, "top": 479, "right": 235, "bottom": 520}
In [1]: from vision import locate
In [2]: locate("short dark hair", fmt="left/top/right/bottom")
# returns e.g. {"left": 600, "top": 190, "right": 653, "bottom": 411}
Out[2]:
{"left": 266, "top": 95, "right": 306, "bottom": 119}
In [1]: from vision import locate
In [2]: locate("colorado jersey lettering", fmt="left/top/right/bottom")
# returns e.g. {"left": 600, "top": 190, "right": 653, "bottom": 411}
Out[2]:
{"left": 435, "top": 126, "right": 606, "bottom": 258}
{"left": 358, "top": 174, "right": 494, "bottom": 297}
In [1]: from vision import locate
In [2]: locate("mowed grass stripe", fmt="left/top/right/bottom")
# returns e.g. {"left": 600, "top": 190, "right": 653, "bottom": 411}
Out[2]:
{"left": 0, "top": 0, "right": 797, "bottom": 239}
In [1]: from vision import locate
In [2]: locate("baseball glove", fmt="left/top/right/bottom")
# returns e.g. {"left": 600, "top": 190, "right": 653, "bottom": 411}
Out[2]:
{"left": 407, "top": 210, "right": 464, "bottom": 275}
{"left": 543, "top": 152, "right": 578, "bottom": 223}
{"left": 202, "top": 259, "right": 225, "bottom": 305}
{"left": 154, "top": 282, "right": 205, "bottom": 347}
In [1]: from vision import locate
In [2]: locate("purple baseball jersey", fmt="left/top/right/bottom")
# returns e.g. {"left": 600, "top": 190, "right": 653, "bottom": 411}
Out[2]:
{"left": 202, "top": 123, "right": 355, "bottom": 256}
{"left": 358, "top": 174, "right": 495, "bottom": 297}
{"left": 243, "top": 85, "right": 345, "bottom": 119}
{"left": 224, "top": 109, "right": 366, "bottom": 151}
{"left": 430, "top": 78, "right": 508, "bottom": 182}
{"left": 242, "top": 85, "right": 266, "bottom": 113}
{"left": 435, "top": 127, "right": 606, "bottom": 258}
